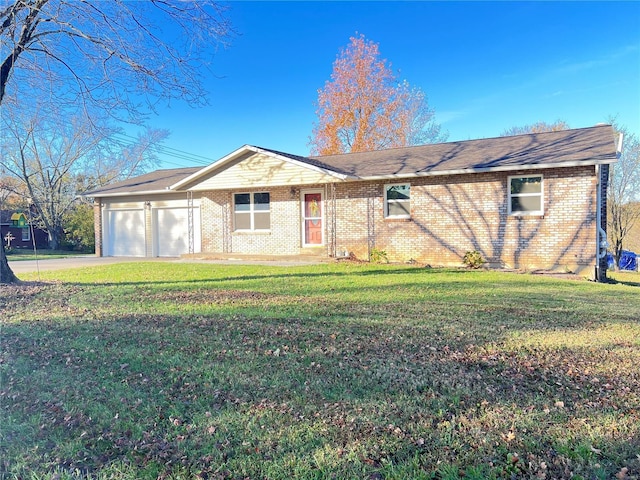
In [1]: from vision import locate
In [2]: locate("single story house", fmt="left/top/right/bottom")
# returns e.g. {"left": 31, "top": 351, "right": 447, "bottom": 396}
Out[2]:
{"left": 84, "top": 125, "right": 619, "bottom": 280}
{"left": 1, "top": 210, "right": 49, "bottom": 250}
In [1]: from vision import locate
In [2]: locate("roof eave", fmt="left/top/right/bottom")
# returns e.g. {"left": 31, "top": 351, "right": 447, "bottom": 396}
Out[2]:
{"left": 170, "top": 145, "right": 354, "bottom": 190}
{"left": 88, "top": 158, "right": 616, "bottom": 195}
{"left": 250, "top": 146, "right": 354, "bottom": 181}
{"left": 82, "top": 189, "right": 175, "bottom": 199}
{"left": 169, "top": 145, "right": 256, "bottom": 191}
{"left": 356, "top": 158, "right": 617, "bottom": 181}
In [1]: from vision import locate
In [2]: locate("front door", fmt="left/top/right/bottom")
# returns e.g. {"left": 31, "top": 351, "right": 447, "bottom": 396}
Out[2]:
{"left": 302, "top": 190, "right": 323, "bottom": 246}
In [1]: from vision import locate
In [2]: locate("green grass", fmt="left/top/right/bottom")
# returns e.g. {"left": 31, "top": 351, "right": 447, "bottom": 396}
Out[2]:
{"left": 1, "top": 262, "right": 639, "bottom": 479}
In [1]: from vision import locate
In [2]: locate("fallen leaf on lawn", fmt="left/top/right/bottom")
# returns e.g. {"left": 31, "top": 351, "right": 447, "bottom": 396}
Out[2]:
{"left": 616, "top": 467, "right": 628, "bottom": 479}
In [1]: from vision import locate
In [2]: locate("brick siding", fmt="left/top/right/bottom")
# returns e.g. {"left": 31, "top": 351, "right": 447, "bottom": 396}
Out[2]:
{"left": 93, "top": 200, "right": 102, "bottom": 257}
{"left": 332, "top": 166, "right": 598, "bottom": 276}
{"left": 199, "top": 166, "right": 599, "bottom": 277}
{"left": 201, "top": 186, "right": 306, "bottom": 255}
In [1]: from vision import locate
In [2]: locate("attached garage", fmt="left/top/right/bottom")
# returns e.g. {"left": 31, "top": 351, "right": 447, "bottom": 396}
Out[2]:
{"left": 85, "top": 166, "right": 204, "bottom": 258}
{"left": 100, "top": 200, "right": 202, "bottom": 258}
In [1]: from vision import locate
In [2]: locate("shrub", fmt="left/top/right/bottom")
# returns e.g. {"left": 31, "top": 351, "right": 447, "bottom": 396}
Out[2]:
{"left": 463, "top": 250, "right": 485, "bottom": 269}
{"left": 370, "top": 247, "right": 389, "bottom": 263}
{"left": 62, "top": 203, "right": 95, "bottom": 252}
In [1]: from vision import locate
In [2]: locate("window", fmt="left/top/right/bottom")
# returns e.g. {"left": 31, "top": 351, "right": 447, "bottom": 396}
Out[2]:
{"left": 509, "top": 175, "right": 543, "bottom": 215}
{"left": 234, "top": 192, "right": 270, "bottom": 230}
{"left": 21, "top": 227, "right": 30, "bottom": 242}
{"left": 384, "top": 184, "right": 410, "bottom": 218}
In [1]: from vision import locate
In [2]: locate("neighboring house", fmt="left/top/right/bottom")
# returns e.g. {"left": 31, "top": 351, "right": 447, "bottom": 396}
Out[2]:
{"left": 85, "top": 125, "right": 618, "bottom": 280}
{"left": 0, "top": 210, "right": 49, "bottom": 250}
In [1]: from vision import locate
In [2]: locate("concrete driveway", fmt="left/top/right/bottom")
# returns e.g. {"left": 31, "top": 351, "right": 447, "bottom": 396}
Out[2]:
{"left": 8, "top": 255, "right": 325, "bottom": 274}
{"left": 7, "top": 256, "right": 158, "bottom": 274}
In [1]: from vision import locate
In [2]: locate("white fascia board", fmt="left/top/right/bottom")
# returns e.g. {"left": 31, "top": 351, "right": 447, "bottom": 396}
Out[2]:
{"left": 170, "top": 145, "right": 353, "bottom": 191}
{"left": 169, "top": 145, "right": 256, "bottom": 191}
{"left": 250, "top": 146, "right": 354, "bottom": 181}
{"left": 356, "top": 159, "right": 618, "bottom": 182}
{"left": 83, "top": 189, "right": 174, "bottom": 199}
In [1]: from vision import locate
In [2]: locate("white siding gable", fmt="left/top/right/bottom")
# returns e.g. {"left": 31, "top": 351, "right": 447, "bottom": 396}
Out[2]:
{"left": 187, "top": 153, "right": 339, "bottom": 191}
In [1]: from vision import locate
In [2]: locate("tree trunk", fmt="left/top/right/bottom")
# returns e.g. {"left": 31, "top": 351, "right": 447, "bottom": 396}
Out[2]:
{"left": 614, "top": 241, "right": 623, "bottom": 271}
{"left": 0, "top": 245, "right": 19, "bottom": 284}
{"left": 48, "top": 230, "right": 59, "bottom": 251}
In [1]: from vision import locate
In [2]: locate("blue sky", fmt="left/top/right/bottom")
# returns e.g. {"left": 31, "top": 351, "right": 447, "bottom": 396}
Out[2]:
{"left": 148, "top": 1, "right": 640, "bottom": 168}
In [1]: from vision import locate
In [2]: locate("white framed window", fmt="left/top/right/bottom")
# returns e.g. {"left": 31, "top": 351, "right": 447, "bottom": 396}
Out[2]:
{"left": 384, "top": 184, "right": 411, "bottom": 219}
{"left": 508, "top": 175, "right": 543, "bottom": 215}
{"left": 21, "top": 227, "right": 30, "bottom": 242}
{"left": 234, "top": 192, "right": 270, "bottom": 230}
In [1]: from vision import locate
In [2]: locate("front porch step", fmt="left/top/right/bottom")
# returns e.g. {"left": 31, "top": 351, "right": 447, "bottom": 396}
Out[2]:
{"left": 299, "top": 247, "right": 327, "bottom": 256}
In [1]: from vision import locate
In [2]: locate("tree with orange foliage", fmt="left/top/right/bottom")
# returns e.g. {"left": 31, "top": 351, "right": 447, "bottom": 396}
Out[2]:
{"left": 310, "top": 34, "right": 446, "bottom": 156}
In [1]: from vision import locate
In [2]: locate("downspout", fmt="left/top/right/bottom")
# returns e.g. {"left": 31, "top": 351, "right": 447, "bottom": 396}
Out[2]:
{"left": 595, "top": 132, "right": 623, "bottom": 281}
{"left": 595, "top": 164, "right": 607, "bottom": 281}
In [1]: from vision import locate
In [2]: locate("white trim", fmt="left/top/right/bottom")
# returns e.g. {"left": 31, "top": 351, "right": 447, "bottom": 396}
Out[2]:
{"left": 357, "top": 159, "right": 616, "bottom": 182}
{"left": 170, "top": 145, "right": 253, "bottom": 191}
{"left": 301, "top": 189, "right": 324, "bottom": 247}
{"left": 384, "top": 183, "right": 411, "bottom": 219}
{"left": 508, "top": 174, "right": 544, "bottom": 216}
{"left": 83, "top": 189, "right": 177, "bottom": 199}
{"left": 170, "top": 145, "right": 352, "bottom": 191}
{"left": 87, "top": 158, "right": 616, "bottom": 198}
{"left": 251, "top": 147, "right": 353, "bottom": 181}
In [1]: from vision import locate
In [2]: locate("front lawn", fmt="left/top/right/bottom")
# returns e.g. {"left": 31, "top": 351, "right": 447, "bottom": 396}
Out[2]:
{"left": 1, "top": 263, "right": 639, "bottom": 479}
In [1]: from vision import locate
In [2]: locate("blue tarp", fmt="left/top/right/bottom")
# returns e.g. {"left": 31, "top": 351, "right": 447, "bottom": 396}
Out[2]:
{"left": 607, "top": 250, "right": 638, "bottom": 271}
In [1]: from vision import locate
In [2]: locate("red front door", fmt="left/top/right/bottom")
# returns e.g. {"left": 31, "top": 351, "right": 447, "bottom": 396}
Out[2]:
{"left": 303, "top": 192, "right": 323, "bottom": 245}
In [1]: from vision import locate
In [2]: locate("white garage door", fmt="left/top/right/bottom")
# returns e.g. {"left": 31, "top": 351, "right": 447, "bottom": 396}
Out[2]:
{"left": 153, "top": 207, "right": 201, "bottom": 257}
{"left": 105, "top": 209, "right": 145, "bottom": 257}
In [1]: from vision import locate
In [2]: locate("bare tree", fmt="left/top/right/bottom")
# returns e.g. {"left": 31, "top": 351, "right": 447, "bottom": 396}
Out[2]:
{"left": 0, "top": 0, "right": 231, "bottom": 283}
{"left": 501, "top": 120, "right": 570, "bottom": 136}
{"left": 608, "top": 121, "right": 640, "bottom": 269}
{"left": 310, "top": 34, "right": 446, "bottom": 156}
{"left": 1, "top": 104, "right": 168, "bottom": 250}
{"left": 0, "top": 0, "right": 230, "bottom": 117}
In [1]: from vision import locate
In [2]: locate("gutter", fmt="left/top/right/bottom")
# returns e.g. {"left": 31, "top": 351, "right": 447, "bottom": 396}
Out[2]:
{"left": 80, "top": 189, "right": 179, "bottom": 199}
{"left": 355, "top": 158, "right": 618, "bottom": 182}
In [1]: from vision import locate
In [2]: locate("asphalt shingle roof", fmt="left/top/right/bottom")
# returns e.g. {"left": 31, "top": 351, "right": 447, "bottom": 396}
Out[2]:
{"left": 309, "top": 125, "right": 617, "bottom": 178}
{"left": 256, "top": 146, "right": 354, "bottom": 176}
{"left": 85, "top": 125, "right": 616, "bottom": 197}
{"left": 84, "top": 167, "right": 201, "bottom": 196}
